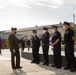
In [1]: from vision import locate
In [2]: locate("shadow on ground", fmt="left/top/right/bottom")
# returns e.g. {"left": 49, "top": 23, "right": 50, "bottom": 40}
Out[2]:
{"left": 36, "top": 63, "right": 76, "bottom": 75}
{"left": 12, "top": 69, "right": 27, "bottom": 75}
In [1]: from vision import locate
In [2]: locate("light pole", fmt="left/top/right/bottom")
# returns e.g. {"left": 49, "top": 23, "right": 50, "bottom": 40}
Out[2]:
{"left": 73, "top": 14, "right": 75, "bottom": 24}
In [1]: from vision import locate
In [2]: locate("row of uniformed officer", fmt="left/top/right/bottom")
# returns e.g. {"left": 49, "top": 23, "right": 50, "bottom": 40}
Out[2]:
{"left": 51, "top": 21, "right": 76, "bottom": 72}
{"left": 31, "top": 27, "right": 50, "bottom": 66}
{"left": 29, "top": 21, "right": 76, "bottom": 72}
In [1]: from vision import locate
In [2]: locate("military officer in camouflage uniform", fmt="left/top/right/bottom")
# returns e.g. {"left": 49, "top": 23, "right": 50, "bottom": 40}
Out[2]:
{"left": 8, "top": 28, "right": 22, "bottom": 69}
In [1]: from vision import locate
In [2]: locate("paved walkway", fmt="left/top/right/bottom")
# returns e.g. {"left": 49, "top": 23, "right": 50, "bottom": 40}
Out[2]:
{"left": 0, "top": 49, "right": 76, "bottom": 75}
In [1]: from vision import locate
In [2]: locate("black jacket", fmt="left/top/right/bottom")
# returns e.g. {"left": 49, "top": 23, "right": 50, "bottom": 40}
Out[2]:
{"left": 32, "top": 35, "right": 40, "bottom": 48}
{"left": 52, "top": 31, "right": 61, "bottom": 46}
{"left": 41, "top": 32, "right": 50, "bottom": 45}
{"left": 64, "top": 28, "right": 75, "bottom": 44}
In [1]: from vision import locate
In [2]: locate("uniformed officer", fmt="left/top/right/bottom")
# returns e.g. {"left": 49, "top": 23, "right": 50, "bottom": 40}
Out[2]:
{"left": 31, "top": 30, "right": 40, "bottom": 64}
{"left": 8, "top": 28, "right": 22, "bottom": 69}
{"left": 51, "top": 26, "right": 62, "bottom": 68}
{"left": 26, "top": 39, "right": 31, "bottom": 51}
{"left": 41, "top": 27, "right": 50, "bottom": 66}
{"left": 63, "top": 22, "right": 76, "bottom": 72}
{"left": 20, "top": 36, "right": 25, "bottom": 51}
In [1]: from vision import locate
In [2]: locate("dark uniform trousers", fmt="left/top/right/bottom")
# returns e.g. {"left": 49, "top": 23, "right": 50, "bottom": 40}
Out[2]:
{"left": 53, "top": 44, "right": 62, "bottom": 67}
{"left": 42, "top": 45, "right": 49, "bottom": 64}
{"left": 32, "top": 46, "right": 40, "bottom": 62}
{"left": 21, "top": 42, "right": 25, "bottom": 51}
{"left": 22, "top": 46, "right": 25, "bottom": 51}
{"left": 11, "top": 49, "right": 20, "bottom": 68}
{"left": 65, "top": 44, "right": 76, "bottom": 68}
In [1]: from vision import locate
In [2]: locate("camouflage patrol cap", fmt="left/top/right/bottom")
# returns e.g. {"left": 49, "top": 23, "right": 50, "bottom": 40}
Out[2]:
{"left": 11, "top": 27, "right": 17, "bottom": 30}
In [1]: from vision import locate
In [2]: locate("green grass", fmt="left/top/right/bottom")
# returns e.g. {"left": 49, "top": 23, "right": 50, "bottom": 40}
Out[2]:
{"left": 74, "top": 44, "right": 76, "bottom": 48}
{"left": 61, "top": 45, "right": 65, "bottom": 48}
{"left": 61, "top": 44, "right": 76, "bottom": 48}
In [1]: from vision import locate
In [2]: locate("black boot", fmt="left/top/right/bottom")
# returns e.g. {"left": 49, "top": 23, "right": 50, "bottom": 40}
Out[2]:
{"left": 42, "top": 62, "right": 46, "bottom": 65}
{"left": 64, "top": 64, "right": 71, "bottom": 70}
{"left": 51, "top": 64, "right": 56, "bottom": 67}
{"left": 70, "top": 65, "right": 76, "bottom": 72}
{"left": 31, "top": 60, "right": 36, "bottom": 63}
{"left": 56, "top": 66, "right": 61, "bottom": 69}
{"left": 46, "top": 63, "right": 49, "bottom": 66}
{"left": 64, "top": 66, "right": 71, "bottom": 70}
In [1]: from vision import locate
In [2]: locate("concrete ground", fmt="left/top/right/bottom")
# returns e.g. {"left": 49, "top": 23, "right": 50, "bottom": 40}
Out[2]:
{"left": 0, "top": 49, "right": 76, "bottom": 75}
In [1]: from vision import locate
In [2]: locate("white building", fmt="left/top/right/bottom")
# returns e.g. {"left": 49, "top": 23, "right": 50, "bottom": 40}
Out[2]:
{"left": 3, "top": 23, "right": 75, "bottom": 40}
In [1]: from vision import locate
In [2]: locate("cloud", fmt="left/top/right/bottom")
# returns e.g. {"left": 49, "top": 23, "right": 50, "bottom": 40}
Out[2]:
{"left": 65, "top": 0, "right": 76, "bottom": 5}
{"left": 0, "top": 0, "right": 8, "bottom": 9}
{"left": 34, "top": 1, "right": 46, "bottom": 6}
{"left": 48, "top": 5, "right": 58, "bottom": 8}
{"left": 0, "top": 0, "right": 76, "bottom": 9}
{"left": 9, "top": 0, "right": 30, "bottom": 8}
{"left": 50, "top": 0, "right": 65, "bottom": 5}
{"left": 0, "top": 0, "right": 30, "bottom": 9}
{"left": 0, "top": 0, "right": 72, "bottom": 9}
{"left": 34, "top": 1, "right": 58, "bottom": 8}
{"left": 32, "top": 0, "right": 66, "bottom": 8}
{"left": 0, "top": 0, "right": 76, "bottom": 31}
{"left": 33, "top": 0, "right": 76, "bottom": 9}
{"left": 0, "top": 4, "right": 6, "bottom": 9}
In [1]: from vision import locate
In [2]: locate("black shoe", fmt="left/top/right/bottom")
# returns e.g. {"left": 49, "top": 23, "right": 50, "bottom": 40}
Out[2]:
{"left": 46, "top": 64, "right": 49, "bottom": 66}
{"left": 51, "top": 64, "right": 56, "bottom": 67}
{"left": 31, "top": 61, "right": 36, "bottom": 63}
{"left": 64, "top": 67, "right": 71, "bottom": 70}
{"left": 12, "top": 67, "right": 17, "bottom": 69}
{"left": 56, "top": 66, "right": 61, "bottom": 69}
{"left": 36, "top": 62, "right": 40, "bottom": 64}
{"left": 70, "top": 68, "right": 76, "bottom": 72}
{"left": 42, "top": 63, "right": 46, "bottom": 65}
{"left": 16, "top": 66, "right": 22, "bottom": 69}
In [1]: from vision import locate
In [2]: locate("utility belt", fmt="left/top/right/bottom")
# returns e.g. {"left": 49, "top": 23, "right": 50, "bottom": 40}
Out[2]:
{"left": 65, "top": 43, "right": 74, "bottom": 45}
{"left": 42, "top": 43, "right": 49, "bottom": 45}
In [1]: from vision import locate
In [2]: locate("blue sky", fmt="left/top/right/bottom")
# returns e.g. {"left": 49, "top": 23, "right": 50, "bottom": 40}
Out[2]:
{"left": 0, "top": 0, "right": 76, "bottom": 31}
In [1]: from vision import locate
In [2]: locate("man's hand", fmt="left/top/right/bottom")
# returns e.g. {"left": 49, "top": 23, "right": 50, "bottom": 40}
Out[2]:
{"left": 13, "top": 49, "right": 16, "bottom": 53}
{"left": 51, "top": 44, "right": 54, "bottom": 47}
{"left": 72, "top": 36, "right": 75, "bottom": 43}
{"left": 51, "top": 39, "right": 59, "bottom": 47}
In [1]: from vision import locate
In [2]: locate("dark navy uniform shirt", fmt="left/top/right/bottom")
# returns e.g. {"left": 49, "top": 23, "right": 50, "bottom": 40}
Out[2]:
{"left": 64, "top": 28, "right": 74, "bottom": 44}
{"left": 20, "top": 40, "right": 25, "bottom": 47}
{"left": 52, "top": 31, "right": 61, "bottom": 45}
{"left": 32, "top": 35, "right": 40, "bottom": 47}
{"left": 41, "top": 32, "right": 50, "bottom": 45}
